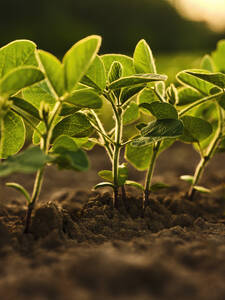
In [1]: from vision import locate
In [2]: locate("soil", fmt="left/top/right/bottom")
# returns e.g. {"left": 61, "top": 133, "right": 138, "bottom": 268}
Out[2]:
{"left": 0, "top": 142, "right": 225, "bottom": 300}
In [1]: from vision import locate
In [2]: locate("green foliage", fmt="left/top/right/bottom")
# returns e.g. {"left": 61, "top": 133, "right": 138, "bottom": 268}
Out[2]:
{"left": 0, "top": 147, "right": 49, "bottom": 176}
{"left": 180, "top": 116, "right": 213, "bottom": 143}
{"left": 139, "top": 102, "right": 178, "bottom": 120}
{"left": 123, "top": 102, "right": 139, "bottom": 125}
{"left": 98, "top": 164, "right": 128, "bottom": 186}
{"left": 81, "top": 56, "right": 106, "bottom": 91}
{"left": 51, "top": 135, "right": 89, "bottom": 171}
{"left": 38, "top": 50, "right": 64, "bottom": 97}
{"left": 64, "top": 88, "right": 102, "bottom": 109}
{"left": 132, "top": 119, "right": 183, "bottom": 146}
{"left": 0, "top": 40, "right": 38, "bottom": 78}
{"left": 133, "top": 39, "right": 156, "bottom": 74}
{"left": 0, "top": 111, "right": 25, "bottom": 158}
{"left": 109, "top": 74, "right": 167, "bottom": 90}
{"left": 52, "top": 112, "right": 92, "bottom": 141}
{"left": 63, "top": 35, "right": 102, "bottom": 92}
{"left": 212, "top": 40, "right": 225, "bottom": 72}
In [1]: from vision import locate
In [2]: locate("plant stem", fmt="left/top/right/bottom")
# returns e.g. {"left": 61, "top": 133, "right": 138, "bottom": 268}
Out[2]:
{"left": 179, "top": 91, "right": 224, "bottom": 117}
{"left": 188, "top": 103, "right": 224, "bottom": 200}
{"left": 90, "top": 110, "right": 113, "bottom": 162}
{"left": 110, "top": 94, "right": 123, "bottom": 209}
{"left": 24, "top": 101, "right": 61, "bottom": 233}
{"left": 144, "top": 141, "right": 161, "bottom": 207}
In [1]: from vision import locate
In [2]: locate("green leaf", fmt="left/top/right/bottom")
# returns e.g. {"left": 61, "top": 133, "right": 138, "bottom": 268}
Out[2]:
{"left": 217, "top": 94, "right": 225, "bottom": 110}
{"left": 59, "top": 103, "right": 80, "bottom": 116}
{"left": 93, "top": 182, "right": 114, "bottom": 190}
{"left": 139, "top": 102, "right": 178, "bottom": 120}
{"left": 150, "top": 182, "right": 170, "bottom": 192}
{"left": 166, "top": 84, "right": 178, "bottom": 105}
{"left": 180, "top": 175, "right": 194, "bottom": 184}
{"left": 64, "top": 88, "right": 102, "bottom": 109}
{"left": 212, "top": 40, "right": 225, "bottom": 73}
{"left": 81, "top": 55, "right": 106, "bottom": 91}
{"left": 32, "top": 121, "right": 46, "bottom": 145}
{"left": 11, "top": 97, "right": 40, "bottom": 120}
{"left": 0, "top": 111, "right": 25, "bottom": 158}
{"left": 38, "top": 50, "right": 64, "bottom": 97}
{"left": 63, "top": 35, "right": 101, "bottom": 92}
{"left": 177, "top": 87, "right": 202, "bottom": 106}
{"left": 22, "top": 79, "right": 57, "bottom": 109}
{"left": 101, "top": 54, "right": 135, "bottom": 77}
{"left": 201, "top": 55, "right": 215, "bottom": 72}
{"left": 125, "top": 180, "right": 144, "bottom": 191}
{"left": 109, "top": 74, "right": 167, "bottom": 90}
{"left": 141, "top": 118, "right": 183, "bottom": 139}
{"left": 0, "top": 147, "right": 49, "bottom": 176}
{"left": 193, "top": 185, "right": 211, "bottom": 194}
{"left": 0, "top": 67, "right": 44, "bottom": 97}
{"left": 177, "top": 70, "right": 215, "bottom": 95}
{"left": 180, "top": 116, "right": 213, "bottom": 143}
{"left": 138, "top": 88, "right": 159, "bottom": 113}
{"left": 0, "top": 40, "right": 38, "bottom": 79}
{"left": 52, "top": 112, "right": 92, "bottom": 141}
{"left": 108, "top": 61, "right": 123, "bottom": 83}
{"left": 98, "top": 164, "right": 128, "bottom": 186}
{"left": 51, "top": 135, "right": 79, "bottom": 152}
{"left": 125, "top": 142, "right": 153, "bottom": 170}
{"left": 133, "top": 39, "right": 156, "bottom": 74}
{"left": 6, "top": 182, "right": 30, "bottom": 203}
{"left": 123, "top": 102, "right": 139, "bottom": 125}
{"left": 51, "top": 135, "right": 89, "bottom": 172}
{"left": 120, "top": 85, "right": 144, "bottom": 104}
{"left": 98, "top": 170, "right": 113, "bottom": 182}
{"left": 186, "top": 71, "right": 225, "bottom": 89}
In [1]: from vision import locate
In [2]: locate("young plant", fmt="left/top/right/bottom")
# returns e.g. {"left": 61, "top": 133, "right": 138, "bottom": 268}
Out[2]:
{"left": 0, "top": 40, "right": 44, "bottom": 158}
{"left": 177, "top": 40, "right": 225, "bottom": 199}
{"left": 80, "top": 39, "right": 167, "bottom": 208}
{"left": 125, "top": 43, "right": 184, "bottom": 207}
{"left": 0, "top": 36, "right": 103, "bottom": 232}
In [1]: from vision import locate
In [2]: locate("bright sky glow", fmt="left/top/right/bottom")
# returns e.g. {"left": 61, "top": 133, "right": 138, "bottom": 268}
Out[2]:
{"left": 169, "top": 0, "right": 225, "bottom": 31}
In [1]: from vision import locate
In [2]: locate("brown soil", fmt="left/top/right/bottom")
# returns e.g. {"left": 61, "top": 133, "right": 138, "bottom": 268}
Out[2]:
{"left": 0, "top": 143, "right": 225, "bottom": 300}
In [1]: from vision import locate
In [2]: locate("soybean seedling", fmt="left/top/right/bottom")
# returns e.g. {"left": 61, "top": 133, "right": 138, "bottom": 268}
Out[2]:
{"left": 177, "top": 40, "right": 225, "bottom": 199}
{"left": 1, "top": 36, "right": 103, "bottom": 233}
{"left": 81, "top": 39, "right": 167, "bottom": 208}
{"left": 125, "top": 43, "right": 184, "bottom": 207}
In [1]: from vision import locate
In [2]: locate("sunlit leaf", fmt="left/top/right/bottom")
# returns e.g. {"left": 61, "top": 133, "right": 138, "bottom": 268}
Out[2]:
{"left": 63, "top": 35, "right": 101, "bottom": 92}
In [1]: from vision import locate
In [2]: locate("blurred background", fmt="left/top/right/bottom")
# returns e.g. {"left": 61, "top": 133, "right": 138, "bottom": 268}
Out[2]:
{"left": 1, "top": 1, "right": 225, "bottom": 72}
{"left": 1, "top": 0, "right": 224, "bottom": 82}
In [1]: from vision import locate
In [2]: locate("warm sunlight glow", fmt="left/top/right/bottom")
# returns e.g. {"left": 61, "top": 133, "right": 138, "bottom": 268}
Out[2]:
{"left": 169, "top": 0, "right": 225, "bottom": 31}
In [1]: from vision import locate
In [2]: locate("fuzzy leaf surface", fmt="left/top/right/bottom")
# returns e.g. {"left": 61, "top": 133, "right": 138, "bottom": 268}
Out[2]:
{"left": 187, "top": 71, "right": 225, "bottom": 89}
{"left": 38, "top": 50, "right": 64, "bottom": 96}
{"left": 0, "top": 67, "right": 44, "bottom": 97}
{"left": 0, "top": 40, "right": 38, "bottom": 79}
{"left": 22, "top": 79, "right": 57, "bottom": 109}
{"left": 63, "top": 35, "right": 101, "bottom": 92}
{"left": 109, "top": 74, "right": 167, "bottom": 90}
{"left": 177, "top": 70, "right": 215, "bottom": 95}
{"left": 180, "top": 116, "right": 213, "bottom": 143}
{"left": 133, "top": 39, "right": 156, "bottom": 74}
{"left": 0, "top": 111, "right": 25, "bottom": 158}
{"left": 0, "top": 147, "right": 49, "bottom": 176}
{"left": 139, "top": 102, "right": 178, "bottom": 120}
{"left": 52, "top": 112, "right": 92, "bottom": 141}
{"left": 123, "top": 102, "right": 139, "bottom": 125}
{"left": 101, "top": 54, "right": 134, "bottom": 76}
{"left": 64, "top": 88, "right": 102, "bottom": 109}
{"left": 81, "top": 55, "right": 106, "bottom": 91}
